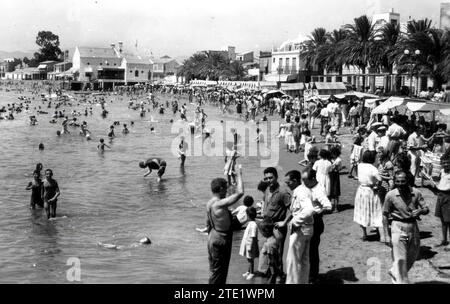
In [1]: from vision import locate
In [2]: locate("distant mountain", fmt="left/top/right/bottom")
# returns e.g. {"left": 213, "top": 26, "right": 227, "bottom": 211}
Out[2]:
{"left": 0, "top": 50, "right": 35, "bottom": 60}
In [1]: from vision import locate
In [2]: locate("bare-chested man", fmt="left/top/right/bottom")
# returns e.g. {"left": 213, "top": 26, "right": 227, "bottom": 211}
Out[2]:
{"left": 206, "top": 165, "right": 244, "bottom": 284}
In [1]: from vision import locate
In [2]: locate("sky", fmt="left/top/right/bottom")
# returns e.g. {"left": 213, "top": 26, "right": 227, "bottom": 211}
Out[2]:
{"left": 0, "top": 0, "right": 442, "bottom": 59}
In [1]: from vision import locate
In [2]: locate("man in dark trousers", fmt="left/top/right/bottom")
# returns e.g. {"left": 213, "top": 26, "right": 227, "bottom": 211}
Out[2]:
{"left": 257, "top": 167, "right": 291, "bottom": 281}
{"left": 206, "top": 165, "right": 244, "bottom": 284}
{"left": 300, "top": 168, "right": 332, "bottom": 284}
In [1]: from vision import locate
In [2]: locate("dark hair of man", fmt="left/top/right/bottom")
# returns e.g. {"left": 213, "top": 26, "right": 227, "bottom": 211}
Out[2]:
{"left": 263, "top": 167, "right": 278, "bottom": 179}
{"left": 285, "top": 170, "right": 301, "bottom": 183}
{"left": 211, "top": 178, "right": 227, "bottom": 194}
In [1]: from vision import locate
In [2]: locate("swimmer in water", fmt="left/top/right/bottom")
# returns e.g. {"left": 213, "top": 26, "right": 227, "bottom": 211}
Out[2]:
{"left": 97, "top": 138, "right": 111, "bottom": 152}
{"left": 26, "top": 170, "right": 44, "bottom": 209}
{"left": 42, "top": 169, "right": 60, "bottom": 219}
{"left": 150, "top": 125, "right": 155, "bottom": 133}
{"left": 108, "top": 125, "right": 115, "bottom": 138}
{"left": 139, "top": 158, "right": 167, "bottom": 182}
{"left": 122, "top": 124, "right": 129, "bottom": 134}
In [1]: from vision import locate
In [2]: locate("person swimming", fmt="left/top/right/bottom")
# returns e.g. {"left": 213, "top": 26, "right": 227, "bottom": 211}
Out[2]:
{"left": 97, "top": 138, "right": 111, "bottom": 152}
{"left": 139, "top": 158, "right": 167, "bottom": 182}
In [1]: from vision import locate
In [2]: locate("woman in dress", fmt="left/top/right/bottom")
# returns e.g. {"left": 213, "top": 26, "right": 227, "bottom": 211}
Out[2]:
{"left": 313, "top": 149, "right": 332, "bottom": 196}
{"left": 329, "top": 147, "right": 342, "bottom": 212}
{"left": 354, "top": 151, "right": 384, "bottom": 241}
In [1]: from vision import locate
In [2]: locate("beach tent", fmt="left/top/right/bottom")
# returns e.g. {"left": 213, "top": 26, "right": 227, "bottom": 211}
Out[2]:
{"left": 406, "top": 101, "right": 450, "bottom": 113}
{"left": 371, "top": 96, "right": 407, "bottom": 114}
{"left": 334, "top": 91, "right": 379, "bottom": 99}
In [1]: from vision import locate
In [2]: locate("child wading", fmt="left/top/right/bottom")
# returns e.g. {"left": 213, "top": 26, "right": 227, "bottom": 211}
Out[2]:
{"left": 239, "top": 207, "right": 259, "bottom": 280}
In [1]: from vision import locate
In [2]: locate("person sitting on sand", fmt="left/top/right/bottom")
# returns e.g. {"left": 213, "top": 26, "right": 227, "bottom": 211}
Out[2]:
{"left": 139, "top": 158, "right": 167, "bottom": 182}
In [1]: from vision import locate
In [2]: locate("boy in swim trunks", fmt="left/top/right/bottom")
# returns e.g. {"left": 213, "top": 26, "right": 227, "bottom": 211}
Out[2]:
{"left": 42, "top": 169, "right": 60, "bottom": 219}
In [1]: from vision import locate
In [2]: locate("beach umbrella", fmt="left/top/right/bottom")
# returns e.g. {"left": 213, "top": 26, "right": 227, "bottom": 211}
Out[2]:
{"left": 264, "top": 90, "right": 286, "bottom": 99}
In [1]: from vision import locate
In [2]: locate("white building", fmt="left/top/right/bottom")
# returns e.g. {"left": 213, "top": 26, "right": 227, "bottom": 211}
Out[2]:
{"left": 372, "top": 8, "right": 400, "bottom": 31}
{"left": 264, "top": 35, "right": 309, "bottom": 82}
{"left": 71, "top": 42, "right": 152, "bottom": 90}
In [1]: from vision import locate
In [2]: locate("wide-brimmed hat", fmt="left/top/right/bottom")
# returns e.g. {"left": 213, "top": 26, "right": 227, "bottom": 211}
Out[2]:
{"left": 371, "top": 122, "right": 382, "bottom": 130}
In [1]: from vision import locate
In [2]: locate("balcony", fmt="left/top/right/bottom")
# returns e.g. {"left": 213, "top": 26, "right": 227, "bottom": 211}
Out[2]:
{"left": 276, "top": 66, "right": 298, "bottom": 75}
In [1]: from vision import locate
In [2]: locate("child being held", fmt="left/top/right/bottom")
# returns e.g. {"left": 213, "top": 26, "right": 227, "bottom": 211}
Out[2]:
{"left": 231, "top": 195, "right": 254, "bottom": 230}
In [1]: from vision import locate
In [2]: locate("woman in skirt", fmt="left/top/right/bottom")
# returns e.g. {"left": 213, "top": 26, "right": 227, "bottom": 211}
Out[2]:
{"left": 329, "top": 146, "right": 342, "bottom": 212}
{"left": 354, "top": 150, "right": 384, "bottom": 242}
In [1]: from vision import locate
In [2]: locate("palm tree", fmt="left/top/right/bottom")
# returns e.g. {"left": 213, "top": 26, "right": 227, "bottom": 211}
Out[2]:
{"left": 178, "top": 52, "right": 207, "bottom": 81}
{"left": 342, "top": 15, "right": 377, "bottom": 91}
{"left": 376, "top": 22, "right": 401, "bottom": 73}
{"left": 399, "top": 27, "right": 450, "bottom": 89}
{"left": 199, "top": 52, "right": 228, "bottom": 80}
{"left": 225, "top": 61, "right": 246, "bottom": 81}
{"left": 300, "top": 27, "right": 329, "bottom": 75}
{"left": 323, "top": 29, "right": 347, "bottom": 75}
{"left": 406, "top": 18, "right": 432, "bottom": 35}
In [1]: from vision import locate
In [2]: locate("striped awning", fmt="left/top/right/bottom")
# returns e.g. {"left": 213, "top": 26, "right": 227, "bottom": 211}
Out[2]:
{"left": 313, "top": 82, "right": 347, "bottom": 90}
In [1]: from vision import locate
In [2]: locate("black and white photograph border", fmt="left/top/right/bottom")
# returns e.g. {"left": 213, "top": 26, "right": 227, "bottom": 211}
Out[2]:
{"left": 0, "top": 0, "right": 449, "bottom": 291}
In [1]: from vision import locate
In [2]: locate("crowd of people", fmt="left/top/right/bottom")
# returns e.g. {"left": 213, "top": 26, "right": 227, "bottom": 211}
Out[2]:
{"left": 1, "top": 79, "right": 449, "bottom": 284}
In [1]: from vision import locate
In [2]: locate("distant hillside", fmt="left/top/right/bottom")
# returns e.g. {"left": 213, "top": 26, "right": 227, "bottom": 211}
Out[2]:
{"left": 0, "top": 50, "right": 34, "bottom": 60}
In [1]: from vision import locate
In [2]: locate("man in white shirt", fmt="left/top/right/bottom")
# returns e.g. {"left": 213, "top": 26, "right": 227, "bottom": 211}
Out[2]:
{"left": 276, "top": 170, "right": 327, "bottom": 284}
{"left": 377, "top": 126, "right": 389, "bottom": 152}
{"left": 386, "top": 118, "right": 407, "bottom": 154}
{"left": 301, "top": 168, "right": 332, "bottom": 283}
{"left": 407, "top": 125, "right": 428, "bottom": 178}
{"left": 367, "top": 122, "right": 382, "bottom": 152}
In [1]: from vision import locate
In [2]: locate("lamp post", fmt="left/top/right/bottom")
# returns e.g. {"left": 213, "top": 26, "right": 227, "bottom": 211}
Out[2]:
{"left": 403, "top": 49, "right": 421, "bottom": 97}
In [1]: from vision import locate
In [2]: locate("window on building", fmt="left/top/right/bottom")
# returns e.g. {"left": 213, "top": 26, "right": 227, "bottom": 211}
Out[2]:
{"left": 336, "top": 76, "right": 342, "bottom": 82}
{"left": 141, "top": 71, "right": 144, "bottom": 74}
{"left": 273, "top": 58, "right": 275, "bottom": 63}
{"left": 285, "top": 58, "right": 290, "bottom": 68}
{"left": 107, "top": 63, "right": 110, "bottom": 66}
{"left": 130, "top": 70, "right": 133, "bottom": 73}
{"left": 87, "top": 62, "right": 90, "bottom": 65}
{"left": 114, "top": 63, "right": 117, "bottom": 66}
{"left": 100, "top": 63, "right": 103, "bottom": 66}
{"left": 292, "top": 58, "right": 297, "bottom": 68}
{"left": 326, "top": 76, "right": 332, "bottom": 82}
{"left": 347, "top": 76, "right": 352, "bottom": 83}
{"left": 278, "top": 58, "right": 282, "bottom": 71}
{"left": 135, "top": 70, "right": 139, "bottom": 77}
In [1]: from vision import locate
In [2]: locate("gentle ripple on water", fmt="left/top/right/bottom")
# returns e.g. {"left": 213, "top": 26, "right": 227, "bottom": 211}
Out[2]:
{"left": 0, "top": 91, "right": 271, "bottom": 283}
